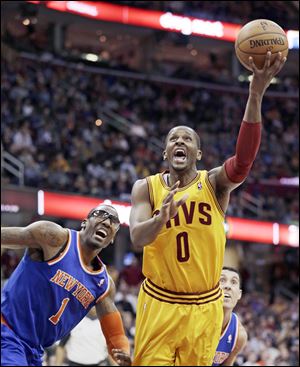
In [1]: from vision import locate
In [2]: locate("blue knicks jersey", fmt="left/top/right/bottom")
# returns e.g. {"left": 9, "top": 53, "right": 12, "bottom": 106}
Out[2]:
{"left": 213, "top": 312, "right": 239, "bottom": 366}
{"left": 1, "top": 229, "right": 109, "bottom": 348}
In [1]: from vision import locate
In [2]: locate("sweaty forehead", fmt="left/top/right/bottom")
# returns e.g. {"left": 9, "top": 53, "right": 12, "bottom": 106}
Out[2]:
{"left": 168, "top": 126, "right": 195, "bottom": 137}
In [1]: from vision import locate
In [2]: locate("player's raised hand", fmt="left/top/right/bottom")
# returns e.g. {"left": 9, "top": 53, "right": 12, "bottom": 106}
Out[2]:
{"left": 159, "top": 181, "right": 189, "bottom": 223}
{"left": 248, "top": 51, "right": 287, "bottom": 96}
{"left": 111, "top": 349, "right": 131, "bottom": 366}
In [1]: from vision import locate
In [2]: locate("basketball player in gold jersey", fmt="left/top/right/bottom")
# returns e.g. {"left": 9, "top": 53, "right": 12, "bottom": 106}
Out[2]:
{"left": 130, "top": 52, "right": 286, "bottom": 366}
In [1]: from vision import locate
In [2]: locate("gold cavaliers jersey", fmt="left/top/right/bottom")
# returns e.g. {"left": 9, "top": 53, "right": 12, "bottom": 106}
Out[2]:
{"left": 144, "top": 170, "right": 226, "bottom": 293}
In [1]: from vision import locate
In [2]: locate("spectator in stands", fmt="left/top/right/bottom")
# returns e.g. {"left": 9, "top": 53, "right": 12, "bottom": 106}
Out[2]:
{"left": 55, "top": 307, "right": 112, "bottom": 366}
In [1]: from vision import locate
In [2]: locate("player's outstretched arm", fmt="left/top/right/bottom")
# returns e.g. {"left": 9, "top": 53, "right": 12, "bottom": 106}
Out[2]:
{"left": 221, "top": 321, "right": 248, "bottom": 366}
{"left": 130, "top": 179, "right": 188, "bottom": 249}
{"left": 1, "top": 221, "right": 68, "bottom": 250}
{"left": 96, "top": 278, "right": 131, "bottom": 366}
{"left": 243, "top": 51, "right": 287, "bottom": 122}
{"left": 209, "top": 52, "right": 287, "bottom": 199}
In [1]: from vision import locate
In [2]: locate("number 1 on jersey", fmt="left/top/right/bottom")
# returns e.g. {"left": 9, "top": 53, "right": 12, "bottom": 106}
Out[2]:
{"left": 49, "top": 298, "right": 70, "bottom": 325}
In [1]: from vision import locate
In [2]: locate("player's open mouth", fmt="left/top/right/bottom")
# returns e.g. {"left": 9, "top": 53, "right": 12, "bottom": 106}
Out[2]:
{"left": 224, "top": 293, "right": 231, "bottom": 299}
{"left": 96, "top": 229, "right": 108, "bottom": 239}
{"left": 173, "top": 148, "right": 187, "bottom": 162}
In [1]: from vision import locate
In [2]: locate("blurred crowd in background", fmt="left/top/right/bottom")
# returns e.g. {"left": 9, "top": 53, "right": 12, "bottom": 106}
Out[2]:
{"left": 111, "top": 1, "right": 299, "bottom": 29}
{"left": 1, "top": 55, "right": 299, "bottom": 222}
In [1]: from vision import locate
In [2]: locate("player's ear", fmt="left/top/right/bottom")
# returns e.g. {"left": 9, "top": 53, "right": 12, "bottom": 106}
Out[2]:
{"left": 238, "top": 289, "right": 242, "bottom": 300}
{"left": 197, "top": 149, "right": 202, "bottom": 161}
{"left": 81, "top": 219, "right": 87, "bottom": 230}
{"left": 163, "top": 151, "right": 167, "bottom": 160}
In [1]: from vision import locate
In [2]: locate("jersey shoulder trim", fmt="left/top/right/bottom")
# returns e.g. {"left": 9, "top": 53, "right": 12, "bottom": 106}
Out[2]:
{"left": 95, "top": 277, "right": 111, "bottom": 303}
{"left": 205, "top": 173, "right": 225, "bottom": 217}
{"left": 146, "top": 176, "right": 154, "bottom": 210}
{"left": 219, "top": 313, "right": 233, "bottom": 340}
{"left": 47, "top": 229, "right": 72, "bottom": 265}
{"left": 158, "top": 170, "right": 201, "bottom": 192}
{"left": 231, "top": 313, "right": 239, "bottom": 352}
{"left": 76, "top": 232, "right": 107, "bottom": 275}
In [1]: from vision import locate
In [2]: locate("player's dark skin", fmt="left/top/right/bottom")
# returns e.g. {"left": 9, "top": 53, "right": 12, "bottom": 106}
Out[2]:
{"left": 1, "top": 204, "right": 131, "bottom": 366}
{"left": 130, "top": 52, "right": 286, "bottom": 249}
{"left": 1, "top": 205, "right": 118, "bottom": 262}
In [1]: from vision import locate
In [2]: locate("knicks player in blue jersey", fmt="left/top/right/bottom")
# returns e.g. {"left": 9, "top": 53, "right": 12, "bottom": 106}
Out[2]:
{"left": 213, "top": 267, "right": 248, "bottom": 366}
{"left": 1, "top": 204, "right": 131, "bottom": 366}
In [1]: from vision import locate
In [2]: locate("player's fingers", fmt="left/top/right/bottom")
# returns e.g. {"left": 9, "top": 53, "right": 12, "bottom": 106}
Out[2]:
{"left": 161, "top": 202, "right": 171, "bottom": 212}
{"left": 116, "top": 357, "right": 131, "bottom": 366}
{"left": 263, "top": 51, "right": 272, "bottom": 69}
{"left": 280, "top": 56, "right": 287, "bottom": 70}
{"left": 164, "top": 187, "right": 180, "bottom": 203}
{"left": 163, "top": 191, "right": 173, "bottom": 203}
{"left": 176, "top": 193, "right": 189, "bottom": 207}
{"left": 170, "top": 180, "right": 180, "bottom": 191}
{"left": 272, "top": 54, "right": 286, "bottom": 75}
{"left": 248, "top": 57, "right": 258, "bottom": 73}
{"left": 112, "top": 350, "right": 131, "bottom": 366}
{"left": 114, "top": 354, "right": 130, "bottom": 361}
{"left": 112, "top": 349, "right": 127, "bottom": 354}
{"left": 161, "top": 200, "right": 173, "bottom": 214}
{"left": 163, "top": 191, "right": 175, "bottom": 204}
{"left": 271, "top": 52, "right": 282, "bottom": 69}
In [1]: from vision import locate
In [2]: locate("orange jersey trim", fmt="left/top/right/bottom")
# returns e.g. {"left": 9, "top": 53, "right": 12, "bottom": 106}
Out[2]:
{"left": 95, "top": 277, "right": 111, "bottom": 303}
{"left": 76, "top": 232, "right": 106, "bottom": 275}
{"left": 231, "top": 315, "right": 239, "bottom": 352}
{"left": 219, "top": 313, "right": 232, "bottom": 339}
{"left": 1, "top": 314, "right": 11, "bottom": 329}
{"left": 47, "top": 229, "right": 72, "bottom": 265}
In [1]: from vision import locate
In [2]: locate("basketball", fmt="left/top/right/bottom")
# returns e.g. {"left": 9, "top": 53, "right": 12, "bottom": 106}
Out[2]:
{"left": 235, "top": 19, "right": 289, "bottom": 70}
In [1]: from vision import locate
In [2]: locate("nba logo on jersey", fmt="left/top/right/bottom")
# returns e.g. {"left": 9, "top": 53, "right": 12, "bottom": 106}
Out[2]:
{"left": 197, "top": 182, "right": 202, "bottom": 190}
{"left": 98, "top": 279, "right": 105, "bottom": 287}
{"left": 227, "top": 334, "right": 232, "bottom": 343}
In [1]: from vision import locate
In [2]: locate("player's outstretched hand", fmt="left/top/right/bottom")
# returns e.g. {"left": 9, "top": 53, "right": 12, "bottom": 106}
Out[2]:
{"left": 248, "top": 51, "right": 287, "bottom": 97}
{"left": 159, "top": 181, "right": 189, "bottom": 223}
{"left": 111, "top": 349, "right": 132, "bottom": 366}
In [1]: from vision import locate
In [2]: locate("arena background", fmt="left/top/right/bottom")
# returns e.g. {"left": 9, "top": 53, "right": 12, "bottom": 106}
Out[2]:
{"left": 1, "top": 1, "right": 299, "bottom": 366}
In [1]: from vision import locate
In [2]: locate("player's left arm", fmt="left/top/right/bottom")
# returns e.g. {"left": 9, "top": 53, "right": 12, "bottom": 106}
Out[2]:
{"left": 208, "top": 52, "right": 287, "bottom": 211}
{"left": 95, "top": 277, "right": 131, "bottom": 366}
{"left": 221, "top": 321, "right": 248, "bottom": 366}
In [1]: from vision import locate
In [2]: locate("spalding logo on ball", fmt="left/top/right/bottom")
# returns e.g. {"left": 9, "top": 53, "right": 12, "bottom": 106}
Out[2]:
{"left": 235, "top": 19, "right": 289, "bottom": 70}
